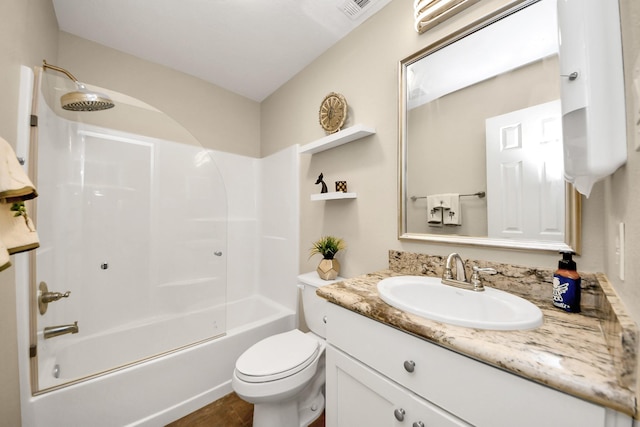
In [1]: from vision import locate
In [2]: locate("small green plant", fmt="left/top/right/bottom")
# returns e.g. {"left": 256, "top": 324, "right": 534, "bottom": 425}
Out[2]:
{"left": 309, "top": 236, "right": 345, "bottom": 260}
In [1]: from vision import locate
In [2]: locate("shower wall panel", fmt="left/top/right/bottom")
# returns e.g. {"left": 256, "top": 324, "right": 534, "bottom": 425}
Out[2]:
{"left": 33, "top": 96, "right": 227, "bottom": 389}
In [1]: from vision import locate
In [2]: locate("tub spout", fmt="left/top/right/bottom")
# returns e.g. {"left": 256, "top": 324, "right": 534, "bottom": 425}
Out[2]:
{"left": 44, "top": 321, "right": 79, "bottom": 339}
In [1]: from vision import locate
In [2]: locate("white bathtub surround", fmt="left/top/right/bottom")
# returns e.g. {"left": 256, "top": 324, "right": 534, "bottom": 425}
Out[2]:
{"left": 16, "top": 142, "right": 300, "bottom": 424}
{"left": 257, "top": 146, "right": 300, "bottom": 311}
{"left": 16, "top": 68, "right": 301, "bottom": 425}
{"left": 210, "top": 151, "right": 260, "bottom": 302}
{"left": 22, "top": 296, "right": 294, "bottom": 427}
{"left": 211, "top": 146, "right": 299, "bottom": 311}
{"left": 32, "top": 120, "right": 229, "bottom": 380}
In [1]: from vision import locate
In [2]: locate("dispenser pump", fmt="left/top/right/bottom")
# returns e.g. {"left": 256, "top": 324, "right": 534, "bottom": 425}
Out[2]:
{"left": 558, "top": 251, "right": 577, "bottom": 271}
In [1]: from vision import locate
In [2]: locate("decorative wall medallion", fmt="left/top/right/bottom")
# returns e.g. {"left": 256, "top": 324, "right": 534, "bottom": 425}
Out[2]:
{"left": 319, "top": 92, "right": 347, "bottom": 134}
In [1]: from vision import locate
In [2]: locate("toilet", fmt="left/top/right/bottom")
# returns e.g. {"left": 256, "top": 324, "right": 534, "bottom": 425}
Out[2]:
{"left": 232, "top": 272, "right": 342, "bottom": 427}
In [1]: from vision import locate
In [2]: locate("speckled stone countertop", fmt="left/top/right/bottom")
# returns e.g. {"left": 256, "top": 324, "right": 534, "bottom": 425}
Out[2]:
{"left": 316, "top": 251, "right": 638, "bottom": 417}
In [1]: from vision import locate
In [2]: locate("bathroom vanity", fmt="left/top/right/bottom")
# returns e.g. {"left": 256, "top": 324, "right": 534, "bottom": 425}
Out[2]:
{"left": 318, "top": 252, "right": 637, "bottom": 427}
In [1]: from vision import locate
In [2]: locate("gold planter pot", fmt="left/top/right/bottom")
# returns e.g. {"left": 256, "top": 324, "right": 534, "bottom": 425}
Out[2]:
{"left": 317, "top": 258, "right": 340, "bottom": 280}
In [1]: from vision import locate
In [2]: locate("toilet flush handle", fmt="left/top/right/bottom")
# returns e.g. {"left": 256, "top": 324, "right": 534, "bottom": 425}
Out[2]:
{"left": 323, "top": 316, "right": 327, "bottom": 324}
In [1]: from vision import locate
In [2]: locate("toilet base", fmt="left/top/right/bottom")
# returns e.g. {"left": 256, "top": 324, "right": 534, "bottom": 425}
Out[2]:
{"left": 298, "top": 389, "right": 325, "bottom": 427}
{"left": 253, "top": 386, "right": 324, "bottom": 427}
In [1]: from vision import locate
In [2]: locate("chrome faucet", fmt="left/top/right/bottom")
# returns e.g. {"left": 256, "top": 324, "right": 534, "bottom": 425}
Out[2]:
{"left": 443, "top": 253, "right": 467, "bottom": 282}
{"left": 44, "top": 321, "right": 79, "bottom": 339}
{"left": 442, "top": 253, "right": 496, "bottom": 292}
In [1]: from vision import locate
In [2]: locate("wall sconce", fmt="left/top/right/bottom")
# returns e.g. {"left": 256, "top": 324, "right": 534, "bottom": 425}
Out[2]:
{"left": 414, "top": 0, "right": 480, "bottom": 33}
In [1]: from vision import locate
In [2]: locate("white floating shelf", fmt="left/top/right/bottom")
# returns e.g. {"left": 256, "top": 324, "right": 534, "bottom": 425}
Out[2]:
{"left": 311, "top": 192, "right": 357, "bottom": 201}
{"left": 299, "top": 124, "right": 375, "bottom": 154}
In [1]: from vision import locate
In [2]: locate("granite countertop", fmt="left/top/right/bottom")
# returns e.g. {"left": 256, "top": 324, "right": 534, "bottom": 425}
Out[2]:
{"left": 316, "top": 256, "right": 638, "bottom": 417}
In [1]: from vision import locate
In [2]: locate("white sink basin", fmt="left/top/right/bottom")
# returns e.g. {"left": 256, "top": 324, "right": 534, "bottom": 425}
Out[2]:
{"left": 377, "top": 276, "right": 543, "bottom": 331}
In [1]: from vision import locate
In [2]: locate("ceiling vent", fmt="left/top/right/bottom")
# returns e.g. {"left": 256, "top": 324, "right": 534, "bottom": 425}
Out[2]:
{"left": 340, "top": 0, "right": 373, "bottom": 20}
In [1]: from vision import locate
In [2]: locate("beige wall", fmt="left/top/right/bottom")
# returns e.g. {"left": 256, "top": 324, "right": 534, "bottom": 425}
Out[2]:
{"left": 262, "top": 0, "right": 611, "bottom": 289}
{"left": 607, "top": 0, "right": 640, "bottom": 328}
{"left": 0, "top": 0, "right": 59, "bottom": 424}
{"left": 57, "top": 32, "right": 261, "bottom": 157}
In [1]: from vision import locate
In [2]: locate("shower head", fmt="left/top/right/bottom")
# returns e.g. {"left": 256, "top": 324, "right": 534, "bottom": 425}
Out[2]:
{"left": 59, "top": 86, "right": 115, "bottom": 112}
{"left": 42, "top": 60, "right": 115, "bottom": 112}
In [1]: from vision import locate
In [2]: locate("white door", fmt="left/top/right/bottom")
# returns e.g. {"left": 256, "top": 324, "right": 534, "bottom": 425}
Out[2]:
{"left": 485, "top": 100, "right": 564, "bottom": 241}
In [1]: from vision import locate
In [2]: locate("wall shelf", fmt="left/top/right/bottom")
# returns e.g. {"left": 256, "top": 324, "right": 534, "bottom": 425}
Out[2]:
{"left": 299, "top": 124, "right": 375, "bottom": 155}
{"left": 311, "top": 192, "right": 357, "bottom": 201}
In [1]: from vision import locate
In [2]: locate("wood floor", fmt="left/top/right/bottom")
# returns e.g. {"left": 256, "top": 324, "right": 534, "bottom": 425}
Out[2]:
{"left": 166, "top": 392, "right": 326, "bottom": 427}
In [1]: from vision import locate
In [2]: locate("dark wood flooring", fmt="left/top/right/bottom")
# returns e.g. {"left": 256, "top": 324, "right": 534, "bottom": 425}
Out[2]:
{"left": 166, "top": 392, "right": 325, "bottom": 427}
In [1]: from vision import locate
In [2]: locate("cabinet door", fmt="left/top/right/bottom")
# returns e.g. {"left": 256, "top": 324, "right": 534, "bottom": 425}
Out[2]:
{"left": 326, "top": 346, "right": 470, "bottom": 427}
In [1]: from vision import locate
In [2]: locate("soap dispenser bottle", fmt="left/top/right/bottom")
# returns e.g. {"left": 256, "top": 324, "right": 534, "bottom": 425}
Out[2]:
{"left": 552, "top": 251, "right": 581, "bottom": 313}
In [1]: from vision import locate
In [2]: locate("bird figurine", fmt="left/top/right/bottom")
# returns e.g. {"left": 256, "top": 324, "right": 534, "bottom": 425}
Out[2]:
{"left": 315, "top": 173, "right": 328, "bottom": 193}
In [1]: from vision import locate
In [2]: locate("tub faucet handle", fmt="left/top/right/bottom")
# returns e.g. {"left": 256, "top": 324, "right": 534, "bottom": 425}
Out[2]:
{"left": 41, "top": 290, "right": 71, "bottom": 303}
{"left": 38, "top": 281, "right": 71, "bottom": 315}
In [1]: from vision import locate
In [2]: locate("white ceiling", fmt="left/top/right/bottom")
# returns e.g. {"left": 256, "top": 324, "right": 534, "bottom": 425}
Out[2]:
{"left": 52, "top": 0, "right": 392, "bottom": 102}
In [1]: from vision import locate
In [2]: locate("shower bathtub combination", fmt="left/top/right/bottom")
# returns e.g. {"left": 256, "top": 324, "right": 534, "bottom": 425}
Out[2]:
{"left": 20, "top": 295, "right": 294, "bottom": 426}
{"left": 15, "top": 62, "right": 299, "bottom": 426}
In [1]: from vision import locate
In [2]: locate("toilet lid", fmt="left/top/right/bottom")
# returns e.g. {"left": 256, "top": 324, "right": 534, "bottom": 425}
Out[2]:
{"left": 235, "top": 330, "right": 320, "bottom": 383}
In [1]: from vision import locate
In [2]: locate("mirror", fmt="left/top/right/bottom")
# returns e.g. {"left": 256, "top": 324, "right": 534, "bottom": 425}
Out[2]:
{"left": 398, "top": 0, "right": 580, "bottom": 252}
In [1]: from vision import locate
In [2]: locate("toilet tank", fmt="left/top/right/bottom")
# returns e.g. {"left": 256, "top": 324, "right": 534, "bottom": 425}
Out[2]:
{"left": 298, "top": 272, "right": 344, "bottom": 339}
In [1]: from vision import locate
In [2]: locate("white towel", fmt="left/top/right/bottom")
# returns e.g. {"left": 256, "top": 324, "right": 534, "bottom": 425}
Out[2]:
{"left": 0, "top": 136, "right": 37, "bottom": 202}
{"left": 0, "top": 136, "right": 39, "bottom": 257}
{"left": 0, "top": 201, "right": 39, "bottom": 254}
{"left": 441, "top": 193, "right": 461, "bottom": 226}
{"left": 426, "top": 195, "right": 443, "bottom": 225}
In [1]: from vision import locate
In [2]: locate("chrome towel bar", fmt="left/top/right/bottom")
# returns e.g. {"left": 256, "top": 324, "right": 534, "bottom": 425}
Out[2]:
{"left": 410, "top": 191, "right": 485, "bottom": 202}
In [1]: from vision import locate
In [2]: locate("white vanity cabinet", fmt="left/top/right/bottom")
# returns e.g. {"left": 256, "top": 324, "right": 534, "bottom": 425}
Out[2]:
{"left": 325, "top": 303, "right": 632, "bottom": 427}
{"left": 327, "top": 345, "right": 471, "bottom": 427}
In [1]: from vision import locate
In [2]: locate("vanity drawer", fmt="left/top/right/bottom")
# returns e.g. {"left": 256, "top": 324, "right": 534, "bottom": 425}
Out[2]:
{"left": 326, "top": 345, "right": 471, "bottom": 427}
{"left": 325, "top": 303, "right": 610, "bottom": 427}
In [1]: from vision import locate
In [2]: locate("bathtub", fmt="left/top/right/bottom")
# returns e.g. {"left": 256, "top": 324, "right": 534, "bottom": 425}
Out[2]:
{"left": 22, "top": 295, "right": 296, "bottom": 427}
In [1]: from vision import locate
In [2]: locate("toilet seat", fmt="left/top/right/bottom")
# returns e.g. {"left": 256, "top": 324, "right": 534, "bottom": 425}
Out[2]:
{"left": 235, "top": 330, "right": 320, "bottom": 383}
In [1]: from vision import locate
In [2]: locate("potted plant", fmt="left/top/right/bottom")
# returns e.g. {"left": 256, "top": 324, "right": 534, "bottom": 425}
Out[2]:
{"left": 310, "top": 236, "right": 345, "bottom": 280}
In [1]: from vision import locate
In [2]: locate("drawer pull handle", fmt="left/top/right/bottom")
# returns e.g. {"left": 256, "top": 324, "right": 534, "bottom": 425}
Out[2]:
{"left": 403, "top": 360, "right": 416, "bottom": 372}
{"left": 413, "top": 422, "right": 425, "bottom": 427}
{"left": 394, "top": 408, "right": 406, "bottom": 421}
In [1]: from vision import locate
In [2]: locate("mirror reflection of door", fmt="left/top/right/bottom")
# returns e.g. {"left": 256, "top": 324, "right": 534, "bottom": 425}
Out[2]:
{"left": 485, "top": 100, "right": 564, "bottom": 242}
{"left": 400, "top": 0, "right": 581, "bottom": 251}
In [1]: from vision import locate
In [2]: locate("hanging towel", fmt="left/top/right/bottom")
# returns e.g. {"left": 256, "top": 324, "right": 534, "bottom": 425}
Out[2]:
{"left": 0, "top": 136, "right": 37, "bottom": 202}
{"left": 0, "top": 135, "right": 39, "bottom": 259}
{"left": 426, "top": 195, "right": 443, "bottom": 225}
{"left": 0, "top": 240, "right": 10, "bottom": 271}
{"left": 0, "top": 200, "right": 39, "bottom": 254}
{"left": 441, "top": 193, "right": 462, "bottom": 226}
